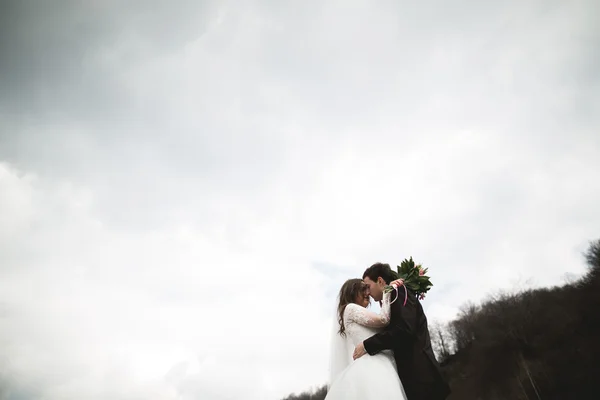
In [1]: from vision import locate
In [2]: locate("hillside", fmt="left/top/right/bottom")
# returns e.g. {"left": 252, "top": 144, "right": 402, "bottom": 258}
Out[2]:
{"left": 282, "top": 238, "right": 600, "bottom": 400}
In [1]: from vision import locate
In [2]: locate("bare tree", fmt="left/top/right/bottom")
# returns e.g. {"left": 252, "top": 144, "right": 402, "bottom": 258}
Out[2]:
{"left": 430, "top": 321, "right": 452, "bottom": 362}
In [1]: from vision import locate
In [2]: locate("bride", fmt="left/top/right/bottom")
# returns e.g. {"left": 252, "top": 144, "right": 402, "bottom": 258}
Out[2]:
{"left": 326, "top": 278, "right": 407, "bottom": 399}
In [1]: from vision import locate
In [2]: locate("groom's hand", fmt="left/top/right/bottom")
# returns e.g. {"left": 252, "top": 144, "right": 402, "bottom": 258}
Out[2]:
{"left": 353, "top": 342, "right": 367, "bottom": 360}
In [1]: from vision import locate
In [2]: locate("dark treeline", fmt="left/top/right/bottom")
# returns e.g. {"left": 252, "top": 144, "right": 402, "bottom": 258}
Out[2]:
{"left": 282, "top": 238, "right": 600, "bottom": 400}
{"left": 282, "top": 386, "right": 327, "bottom": 400}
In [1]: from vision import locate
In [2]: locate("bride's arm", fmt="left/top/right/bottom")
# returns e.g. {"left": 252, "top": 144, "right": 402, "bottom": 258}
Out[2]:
{"left": 361, "top": 291, "right": 419, "bottom": 356}
{"left": 346, "top": 292, "right": 392, "bottom": 328}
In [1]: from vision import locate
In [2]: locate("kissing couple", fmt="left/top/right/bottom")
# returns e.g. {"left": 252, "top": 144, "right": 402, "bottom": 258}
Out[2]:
{"left": 325, "top": 262, "right": 451, "bottom": 400}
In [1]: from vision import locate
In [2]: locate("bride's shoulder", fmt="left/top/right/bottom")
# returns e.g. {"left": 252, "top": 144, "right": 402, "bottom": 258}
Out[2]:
{"left": 343, "top": 303, "right": 366, "bottom": 323}
{"left": 343, "top": 303, "right": 361, "bottom": 314}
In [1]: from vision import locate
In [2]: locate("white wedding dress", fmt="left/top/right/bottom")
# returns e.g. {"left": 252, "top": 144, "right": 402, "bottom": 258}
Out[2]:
{"left": 326, "top": 292, "right": 407, "bottom": 400}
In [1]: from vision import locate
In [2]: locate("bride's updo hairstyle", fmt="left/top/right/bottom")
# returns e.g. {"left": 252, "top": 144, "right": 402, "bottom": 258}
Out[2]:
{"left": 336, "top": 278, "right": 369, "bottom": 337}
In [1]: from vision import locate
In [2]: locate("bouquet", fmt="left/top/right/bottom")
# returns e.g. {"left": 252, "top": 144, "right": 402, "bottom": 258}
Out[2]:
{"left": 383, "top": 257, "right": 433, "bottom": 306}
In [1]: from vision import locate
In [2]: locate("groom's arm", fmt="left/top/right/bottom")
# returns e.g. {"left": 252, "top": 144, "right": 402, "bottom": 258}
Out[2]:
{"left": 362, "top": 294, "right": 419, "bottom": 355}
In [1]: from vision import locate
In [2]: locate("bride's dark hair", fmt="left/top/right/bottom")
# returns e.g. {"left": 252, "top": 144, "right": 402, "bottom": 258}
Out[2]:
{"left": 337, "top": 278, "right": 369, "bottom": 337}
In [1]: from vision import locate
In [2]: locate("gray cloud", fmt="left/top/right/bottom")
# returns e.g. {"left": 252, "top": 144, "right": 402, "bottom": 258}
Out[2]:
{"left": 1, "top": 0, "right": 599, "bottom": 398}
{"left": 0, "top": 0, "right": 218, "bottom": 116}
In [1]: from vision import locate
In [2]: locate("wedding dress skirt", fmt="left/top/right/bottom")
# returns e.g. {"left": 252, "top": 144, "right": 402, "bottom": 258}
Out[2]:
{"left": 326, "top": 296, "right": 407, "bottom": 399}
{"left": 325, "top": 351, "right": 407, "bottom": 399}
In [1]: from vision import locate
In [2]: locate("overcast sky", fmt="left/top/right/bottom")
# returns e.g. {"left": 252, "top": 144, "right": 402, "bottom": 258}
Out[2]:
{"left": 1, "top": 0, "right": 599, "bottom": 399}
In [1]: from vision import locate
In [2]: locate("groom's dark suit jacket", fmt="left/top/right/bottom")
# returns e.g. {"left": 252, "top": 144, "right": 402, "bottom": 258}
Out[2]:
{"left": 363, "top": 289, "right": 451, "bottom": 400}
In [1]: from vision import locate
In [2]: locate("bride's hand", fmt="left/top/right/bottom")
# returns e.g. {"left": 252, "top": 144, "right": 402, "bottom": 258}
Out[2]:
{"left": 390, "top": 278, "right": 404, "bottom": 288}
{"left": 353, "top": 342, "right": 367, "bottom": 360}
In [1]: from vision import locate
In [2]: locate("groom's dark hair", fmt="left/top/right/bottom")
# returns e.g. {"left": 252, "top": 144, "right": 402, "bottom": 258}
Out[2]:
{"left": 363, "top": 262, "right": 396, "bottom": 284}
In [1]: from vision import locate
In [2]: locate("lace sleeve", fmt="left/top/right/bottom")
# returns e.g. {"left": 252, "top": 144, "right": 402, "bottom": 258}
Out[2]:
{"left": 345, "top": 294, "right": 392, "bottom": 328}
{"left": 380, "top": 290, "right": 392, "bottom": 322}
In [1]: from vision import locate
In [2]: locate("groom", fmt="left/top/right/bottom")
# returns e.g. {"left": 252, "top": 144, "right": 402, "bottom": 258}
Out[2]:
{"left": 353, "top": 262, "right": 451, "bottom": 400}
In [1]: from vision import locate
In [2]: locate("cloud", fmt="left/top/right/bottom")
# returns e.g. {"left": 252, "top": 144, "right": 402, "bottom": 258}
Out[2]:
{"left": 0, "top": 162, "right": 332, "bottom": 399}
{"left": 1, "top": 0, "right": 599, "bottom": 398}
